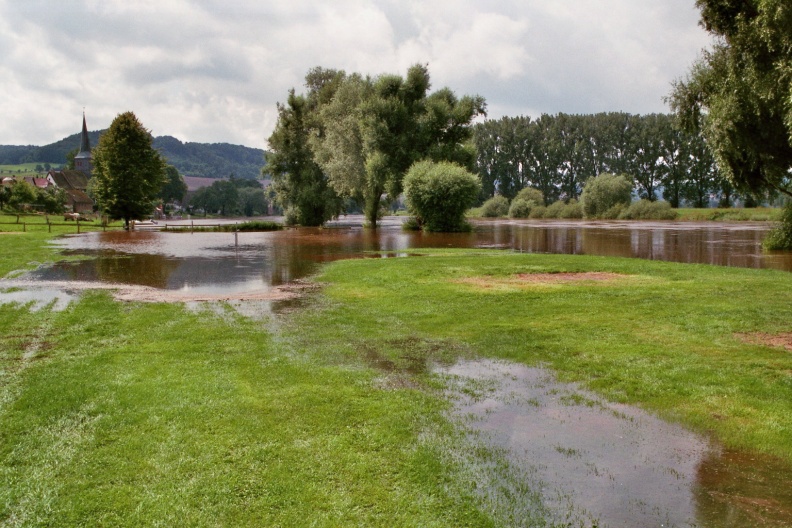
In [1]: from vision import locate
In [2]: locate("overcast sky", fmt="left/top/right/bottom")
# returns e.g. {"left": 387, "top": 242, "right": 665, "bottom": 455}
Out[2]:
{"left": 0, "top": 0, "right": 712, "bottom": 149}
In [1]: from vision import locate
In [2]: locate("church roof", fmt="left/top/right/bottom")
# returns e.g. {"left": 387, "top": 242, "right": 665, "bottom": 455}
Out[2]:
{"left": 49, "top": 170, "right": 89, "bottom": 191}
{"left": 76, "top": 113, "right": 91, "bottom": 159}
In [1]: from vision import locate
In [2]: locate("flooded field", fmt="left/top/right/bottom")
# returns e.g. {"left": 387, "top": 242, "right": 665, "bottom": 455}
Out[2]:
{"left": 440, "top": 360, "right": 792, "bottom": 527}
{"left": 5, "top": 216, "right": 792, "bottom": 306}
{"left": 2, "top": 216, "right": 792, "bottom": 525}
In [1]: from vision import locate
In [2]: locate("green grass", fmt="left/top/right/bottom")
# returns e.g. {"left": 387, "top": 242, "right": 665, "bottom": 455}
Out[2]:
{"left": 676, "top": 207, "right": 781, "bottom": 222}
{"left": 0, "top": 163, "right": 49, "bottom": 177}
{"left": 0, "top": 213, "right": 125, "bottom": 236}
{"left": 1, "top": 234, "right": 791, "bottom": 525}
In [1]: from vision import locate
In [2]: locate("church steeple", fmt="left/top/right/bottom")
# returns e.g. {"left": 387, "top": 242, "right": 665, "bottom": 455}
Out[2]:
{"left": 75, "top": 112, "right": 93, "bottom": 177}
{"left": 78, "top": 112, "right": 91, "bottom": 154}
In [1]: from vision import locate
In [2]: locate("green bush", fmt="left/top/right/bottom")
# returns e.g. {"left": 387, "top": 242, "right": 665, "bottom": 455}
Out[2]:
{"left": 508, "top": 198, "right": 533, "bottom": 218}
{"left": 403, "top": 160, "right": 481, "bottom": 232}
{"left": 480, "top": 195, "right": 510, "bottom": 217}
{"left": 559, "top": 199, "right": 583, "bottom": 219}
{"left": 544, "top": 200, "right": 566, "bottom": 218}
{"left": 515, "top": 187, "right": 544, "bottom": 205}
{"left": 529, "top": 205, "right": 547, "bottom": 219}
{"left": 580, "top": 173, "right": 633, "bottom": 218}
{"left": 764, "top": 203, "right": 792, "bottom": 250}
{"left": 619, "top": 199, "right": 677, "bottom": 220}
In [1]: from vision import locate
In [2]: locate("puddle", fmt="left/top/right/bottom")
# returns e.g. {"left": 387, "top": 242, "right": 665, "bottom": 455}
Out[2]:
{"left": 0, "top": 287, "right": 75, "bottom": 312}
{"left": 438, "top": 359, "right": 792, "bottom": 527}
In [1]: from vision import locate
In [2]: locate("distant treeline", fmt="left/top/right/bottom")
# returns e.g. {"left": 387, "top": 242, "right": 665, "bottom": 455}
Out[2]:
{"left": 0, "top": 131, "right": 267, "bottom": 180}
{"left": 474, "top": 113, "right": 736, "bottom": 208}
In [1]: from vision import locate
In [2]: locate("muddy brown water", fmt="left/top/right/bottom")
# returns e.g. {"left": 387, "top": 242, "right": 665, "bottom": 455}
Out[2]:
{"left": 12, "top": 216, "right": 792, "bottom": 299}
{"left": 2, "top": 216, "right": 792, "bottom": 524}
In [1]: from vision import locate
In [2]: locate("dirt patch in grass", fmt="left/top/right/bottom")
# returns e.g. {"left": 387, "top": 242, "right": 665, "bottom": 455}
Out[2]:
{"left": 514, "top": 272, "right": 623, "bottom": 283}
{"left": 735, "top": 332, "right": 792, "bottom": 352}
{"left": 455, "top": 272, "right": 624, "bottom": 290}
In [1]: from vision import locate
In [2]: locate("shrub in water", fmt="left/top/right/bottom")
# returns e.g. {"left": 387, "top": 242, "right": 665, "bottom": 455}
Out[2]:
{"left": 529, "top": 205, "right": 547, "bottom": 219}
{"left": 403, "top": 160, "right": 481, "bottom": 232}
{"left": 580, "top": 173, "right": 633, "bottom": 218}
{"left": 481, "top": 195, "right": 510, "bottom": 217}
{"left": 560, "top": 199, "right": 583, "bottom": 219}
{"left": 764, "top": 203, "right": 792, "bottom": 250}
{"left": 619, "top": 199, "right": 677, "bottom": 220}
{"left": 508, "top": 198, "right": 533, "bottom": 218}
{"left": 544, "top": 200, "right": 566, "bottom": 218}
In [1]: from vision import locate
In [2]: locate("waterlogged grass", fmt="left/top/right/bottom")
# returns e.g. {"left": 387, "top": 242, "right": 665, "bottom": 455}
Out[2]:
{"left": 674, "top": 207, "right": 780, "bottom": 222}
{"left": 165, "top": 220, "right": 282, "bottom": 232}
{"left": 2, "top": 232, "right": 792, "bottom": 525}
{"left": 312, "top": 250, "right": 792, "bottom": 461}
{"left": 0, "top": 292, "right": 493, "bottom": 526}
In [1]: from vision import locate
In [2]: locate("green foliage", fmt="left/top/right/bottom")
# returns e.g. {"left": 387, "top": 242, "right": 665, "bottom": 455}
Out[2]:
{"left": 580, "top": 173, "right": 633, "bottom": 219}
{"left": 305, "top": 64, "right": 485, "bottom": 227}
{"left": 159, "top": 165, "right": 187, "bottom": 204}
{"left": 508, "top": 198, "right": 533, "bottom": 218}
{"left": 669, "top": 0, "right": 792, "bottom": 200}
{"left": 7, "top": 181, "right": 38, "bottom": 210}
{"left": 266, "top": 88, "right": 343, "bottom": 226}
{"left": 764, "top": 203, "right": 792, "bottom": 250}
{"left": 619, "top": 199, "right": 677, "bottom": 220}
{"left": 559, "top": 199, "right": 583, "bottom": 219}
{"left": 475, "top": 113, "right": 726, "bottom": 206}
{"left": 36, "top": 186, "right": 66, "bottom": 214}
{"left": 515, "top": 187, "right": 544, "bottom": 204}
{"left": 92, "top": 112, "right": 167, "bottom": 228}
{"left": 480, "top": 195, "right": 509, "bottom": 217}
{"left": 528, "top": 204, "right": 547, "bottom": 219}
{"left": 403, "top": 160, "right": 480, "bottom": 232}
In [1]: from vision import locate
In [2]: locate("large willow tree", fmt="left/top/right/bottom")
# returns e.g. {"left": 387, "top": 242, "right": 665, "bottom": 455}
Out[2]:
{"left": 668, "top": 0, "right": 792, "bottom": 200}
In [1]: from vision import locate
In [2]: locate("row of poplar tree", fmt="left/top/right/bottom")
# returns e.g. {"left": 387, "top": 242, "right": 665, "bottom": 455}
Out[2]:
{"left": 473, "top": 112, "right": 741, "bottom": 208}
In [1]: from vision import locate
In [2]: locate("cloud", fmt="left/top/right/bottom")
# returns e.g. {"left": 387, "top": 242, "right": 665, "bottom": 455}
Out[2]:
{"left": 0, "top": 0, "right": 712, "bottom": 152}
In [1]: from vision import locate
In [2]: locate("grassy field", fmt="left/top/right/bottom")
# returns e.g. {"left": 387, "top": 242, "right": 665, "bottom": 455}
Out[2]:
{"left": 0, "top": 164, "right": 53, "bottom": 177}
{"left": 1, "top": 233, "right": 791, "bottom": 525}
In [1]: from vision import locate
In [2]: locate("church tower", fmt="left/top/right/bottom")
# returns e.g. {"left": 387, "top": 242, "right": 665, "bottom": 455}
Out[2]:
{"left": 74, "top": 113, "right": 93, "bottom": 177}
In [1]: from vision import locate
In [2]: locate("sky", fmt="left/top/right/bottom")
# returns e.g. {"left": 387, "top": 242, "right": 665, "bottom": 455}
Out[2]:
{"left": 0, "top": 0, "right": 713, "bottom": 150}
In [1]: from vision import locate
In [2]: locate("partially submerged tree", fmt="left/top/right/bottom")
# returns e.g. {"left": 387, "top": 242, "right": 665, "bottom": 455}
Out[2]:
{"left": 403, "top": 161, "right": 480, "bottom": 232}
{"left": 92, "top": 112, "right": 167, "bottom": 229}
{"left": 580, "top": 173, "right": 633, "bottom": 219}
{"left": 266, "top": 81, "right": 344, "bottom": 226}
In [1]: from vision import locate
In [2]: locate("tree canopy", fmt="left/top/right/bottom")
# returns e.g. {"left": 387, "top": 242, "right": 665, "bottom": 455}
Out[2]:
{"left": 268, "top": 64, "right": 486, "bottom": 227}
{"left": 668, "top": 0, "right": 792, "bottom": 198}
{"left": 92, "top": 111, "right": 167, "bottom": 228}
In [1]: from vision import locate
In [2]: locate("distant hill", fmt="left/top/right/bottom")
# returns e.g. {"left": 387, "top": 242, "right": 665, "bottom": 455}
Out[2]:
{"left": 0, "top": 131, "right": 267, "bottom": 180}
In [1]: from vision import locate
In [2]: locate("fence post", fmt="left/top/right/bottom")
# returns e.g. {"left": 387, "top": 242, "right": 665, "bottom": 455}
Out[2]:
{"left": 77, "top": 222, "right": 80, "bottom": 234}
{"left": 23, "top": 222, "right": 26, "bottom": 232}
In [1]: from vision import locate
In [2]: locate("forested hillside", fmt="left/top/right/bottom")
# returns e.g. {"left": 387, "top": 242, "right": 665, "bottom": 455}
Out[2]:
{"left": 0, "top": 131, "right": 266, "bottom": 179}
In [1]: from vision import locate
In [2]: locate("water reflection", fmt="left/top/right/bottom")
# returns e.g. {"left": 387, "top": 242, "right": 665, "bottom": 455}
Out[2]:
{"left": 26, "top": 218, "right": 792, "bottom": 297}
{"left": 441, "top": 359, "right": 792, "bottom": 528}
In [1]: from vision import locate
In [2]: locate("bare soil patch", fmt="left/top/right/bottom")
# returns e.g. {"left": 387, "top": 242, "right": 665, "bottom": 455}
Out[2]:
{"left": 514, "top": 272, "right": 623, "bottom": 283}
{"left": 735, "top": 332, "right": 792, "bottom": 352}
{"left": 455, "top": 272, "right": 625, "bottom": 290}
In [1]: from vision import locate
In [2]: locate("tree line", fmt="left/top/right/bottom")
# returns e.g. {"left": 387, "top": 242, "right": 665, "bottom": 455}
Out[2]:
{"left": 473, "top": 112, "right": 744, "bottom": 208}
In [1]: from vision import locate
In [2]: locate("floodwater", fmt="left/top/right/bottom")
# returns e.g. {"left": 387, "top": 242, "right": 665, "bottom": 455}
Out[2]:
{"left": 9, "top": 216, "right": 792, "bottom": 302}
{"left": 440, "top": 359, "right": 792, "bottom": 528}
{"left": 2, "top": 216, "right": 792, "bottom": 524}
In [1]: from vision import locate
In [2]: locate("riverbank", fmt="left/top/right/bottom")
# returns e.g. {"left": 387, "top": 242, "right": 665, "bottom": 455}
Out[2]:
{"left": 467, "top": 206, "right": 782, "bottom": 222}
{"left": 1, "top": 233, "right": 790, "bottom": 525}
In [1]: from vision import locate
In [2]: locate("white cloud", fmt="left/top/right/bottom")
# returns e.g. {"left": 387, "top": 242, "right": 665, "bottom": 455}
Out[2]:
{"left": 0, "top": 0, "right": 712, "bottom": 152}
